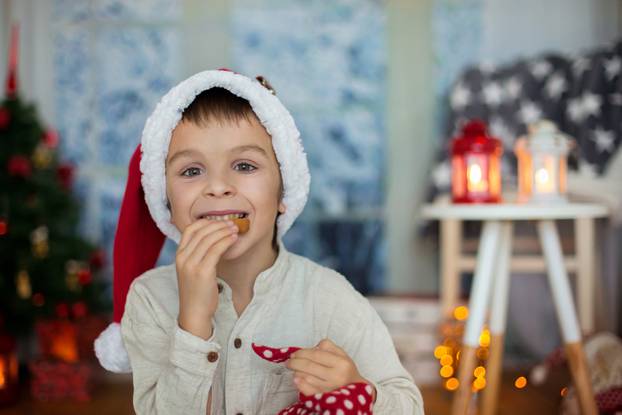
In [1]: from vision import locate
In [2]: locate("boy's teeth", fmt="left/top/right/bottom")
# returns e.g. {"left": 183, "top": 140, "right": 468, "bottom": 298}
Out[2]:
{"left": 204, "top": 213, "right": 245, "bottom": 220}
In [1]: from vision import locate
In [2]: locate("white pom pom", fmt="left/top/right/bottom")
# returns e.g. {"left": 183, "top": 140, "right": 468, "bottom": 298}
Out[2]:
{"left": 94, "top": 322, "right": 132, "bottom": 373}
{"left": 530, "top": 364, "right": 548, "bottom": 385}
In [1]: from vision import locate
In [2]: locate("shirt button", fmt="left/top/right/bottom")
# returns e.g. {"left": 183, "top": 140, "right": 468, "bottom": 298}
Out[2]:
{"left": 234, "top": 338, "right": 242, "bottom": 349}
{"left": 217, "top": 283, "right": 223, "bottom": 293}
{"left": 207, "top": 351, "right": 219, "bottom": 362}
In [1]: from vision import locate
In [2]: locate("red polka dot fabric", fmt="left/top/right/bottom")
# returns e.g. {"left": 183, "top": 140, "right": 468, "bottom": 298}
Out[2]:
{"left": 596, "top": 387, "right": 622, "bottom": 413}
{"left": 252, "top": 343, "right": 374, "bottom": 415}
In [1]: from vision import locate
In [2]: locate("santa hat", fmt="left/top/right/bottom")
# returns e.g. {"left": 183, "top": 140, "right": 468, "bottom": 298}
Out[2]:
{"left": 94, "top": 69, "right": 310, "bottom": 373}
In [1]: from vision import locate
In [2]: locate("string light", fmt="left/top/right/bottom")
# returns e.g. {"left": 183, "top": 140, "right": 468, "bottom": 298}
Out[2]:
{"left": 434, "top": 306, "right": 490, "bottom": 392}
{"left": 514, "top": 376, "right": 527, "bottom": 389}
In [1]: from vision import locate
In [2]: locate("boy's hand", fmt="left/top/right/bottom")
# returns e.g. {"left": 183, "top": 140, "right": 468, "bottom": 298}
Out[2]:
{"left": 176, "top": 219, "right": 238, "bottom": 340}
{"left": 285, "top": 338, "right": 377, "bottom": 402}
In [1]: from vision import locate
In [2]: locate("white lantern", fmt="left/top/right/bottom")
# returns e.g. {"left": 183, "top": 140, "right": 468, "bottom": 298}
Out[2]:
{"left": 515, "top": 120, "right": 572, "bottom": 203}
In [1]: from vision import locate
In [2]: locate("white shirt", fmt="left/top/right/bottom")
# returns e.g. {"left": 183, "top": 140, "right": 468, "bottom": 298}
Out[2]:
{"left": 121, "top": 241, "right": 425, "bottom": 414}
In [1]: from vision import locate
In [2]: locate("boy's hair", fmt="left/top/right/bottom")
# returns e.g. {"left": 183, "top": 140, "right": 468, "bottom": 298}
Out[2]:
{"left": 182, "top": 87, "right": 257, "bottom": 127}
{"left": 177, "top": 87, "right": 283, "bottom": 250}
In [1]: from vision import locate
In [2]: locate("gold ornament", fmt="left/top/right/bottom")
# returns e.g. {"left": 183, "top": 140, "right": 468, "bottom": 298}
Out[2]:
{"left": 16, "top": 269, "right": 32, "bottom": 299}
{"left": 31, "top": 226, "right": 49, "bottom": 259}
{"left": 32, "top": 143, "right": 53, "bottom": 169}
{"left": 65, "top": 260, "right": 82, "bottom": 292}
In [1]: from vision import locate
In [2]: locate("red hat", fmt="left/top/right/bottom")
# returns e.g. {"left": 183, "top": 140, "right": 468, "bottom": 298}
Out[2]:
{"left": 94, "top": 145, "right": 165, "bottom": 372}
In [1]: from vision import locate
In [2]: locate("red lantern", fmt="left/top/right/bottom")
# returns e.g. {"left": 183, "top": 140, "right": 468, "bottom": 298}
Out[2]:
{"left": 450, "top": 120, "right": 503, "bottom": 203}
{"left": 0, "top": 332, "right": 19, "bottom": 407}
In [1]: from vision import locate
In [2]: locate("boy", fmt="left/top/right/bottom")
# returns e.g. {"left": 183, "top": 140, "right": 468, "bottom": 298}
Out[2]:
{"left": 95, "top": 70, "right": 424, "bottom": 414}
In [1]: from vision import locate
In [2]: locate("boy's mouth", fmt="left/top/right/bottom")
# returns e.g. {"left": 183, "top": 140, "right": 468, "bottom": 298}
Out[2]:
{"left": 198, "top": 212, "right": 249, "bottom": 221}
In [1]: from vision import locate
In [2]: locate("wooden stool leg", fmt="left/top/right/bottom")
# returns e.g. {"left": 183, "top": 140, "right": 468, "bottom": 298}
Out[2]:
{"left": 452, "top": 221, "right": 502, "bottom": 415}
{"left": 481, "top": 222, "right": 513, "bottom": 415}
{"left": 538, "top": 220, "right": 597, "bottom": 415}
{"left": 442, "top": 219, "right": 462, "bottom": 319}
{"left": 575, "top": 217, "right": 595, "bottom": 334}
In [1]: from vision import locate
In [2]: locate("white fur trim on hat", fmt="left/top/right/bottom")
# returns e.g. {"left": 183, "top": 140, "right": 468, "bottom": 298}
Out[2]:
{"left": 140, "top": 70, "right": 310, "bottom": 244}
{"left": 94, "top": 322, "right": 132, "bottom": 373}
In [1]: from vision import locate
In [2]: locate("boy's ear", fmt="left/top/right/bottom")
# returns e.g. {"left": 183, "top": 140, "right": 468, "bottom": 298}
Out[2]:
{"left": 278, "top": 201, "right": 286, "bottom": 214}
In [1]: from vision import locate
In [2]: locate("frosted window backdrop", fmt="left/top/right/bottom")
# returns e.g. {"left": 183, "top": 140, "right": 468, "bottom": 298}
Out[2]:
{"left": 51, "top": 0, "right": 388, "bottom": 295}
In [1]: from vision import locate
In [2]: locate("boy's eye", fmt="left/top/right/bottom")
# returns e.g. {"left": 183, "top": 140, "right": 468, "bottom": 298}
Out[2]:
{"left": 181, "top": 167, "right": 201, "bottom": 177}
{"left": 234, "top": 162, "right": 257, "bottom": 172}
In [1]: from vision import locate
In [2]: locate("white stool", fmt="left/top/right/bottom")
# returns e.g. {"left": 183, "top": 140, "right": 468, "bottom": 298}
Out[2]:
{"left": 422, "top": 202, "right": 608, "bottom": 415}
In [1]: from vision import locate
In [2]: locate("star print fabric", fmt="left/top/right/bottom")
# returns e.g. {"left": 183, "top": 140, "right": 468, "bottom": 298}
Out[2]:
{"left": 252, "top": 343, "right": 374, "bottom": 415}
{"left": 429, "top": 39, "right": 622, "bottom": 199}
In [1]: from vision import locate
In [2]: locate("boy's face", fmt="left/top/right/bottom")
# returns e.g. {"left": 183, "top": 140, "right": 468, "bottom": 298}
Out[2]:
{"left": 165, "top": 115, "right": 286, "bottom": 260}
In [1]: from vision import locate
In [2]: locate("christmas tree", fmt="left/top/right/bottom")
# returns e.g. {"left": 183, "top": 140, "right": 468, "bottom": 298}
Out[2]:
{"left": 0, "top": 25, "right": 110, "bottom": 338}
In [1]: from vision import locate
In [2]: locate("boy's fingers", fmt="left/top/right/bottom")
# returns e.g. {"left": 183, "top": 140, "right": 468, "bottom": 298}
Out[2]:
{"left": 316, "top": 338, "right": 347, "bottom": 357}
{"left": 178, "top": 221, "right": 232, "bottom": 260}
{"left": 198, "top": 230, "right": 239, "bottom": 268}
{"left": 290, "top": 348, "right": 343, "bottom": 368}
{"left": 178, "top": 219, "right": 211, "bottom": 251}
{"left": 287, "top": 357, "right": 330, "bottom": 381}
{"left": 294, "top": 376, "right": 322, "bottom": 396}
{"left": 186, "top": 226, "right": 237, "bottom": 268}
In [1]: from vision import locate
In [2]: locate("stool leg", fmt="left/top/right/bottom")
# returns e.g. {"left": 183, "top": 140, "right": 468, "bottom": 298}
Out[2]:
{"left": 537, "top": 220, "right": 597, "bottom": 415}
{"left": 481, "top": 222, "right": 513, "bottom": 415}
{"left": 575, "top": 217, "right": 595, "bottom": 334}
{"left": 442, "top": 219, "right": 462, "bottom": 319}
{"left": 452, "top": 221, "right": 502, "bottom": 415}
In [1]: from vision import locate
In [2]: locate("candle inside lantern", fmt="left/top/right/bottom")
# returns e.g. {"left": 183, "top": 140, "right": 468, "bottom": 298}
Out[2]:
{"left": 466, "top": 158, "right": 487, "bottom": 193}
{"left": 0, "top": 332, "right": 19, "bottom": 407}
{"left": 0, "top": 357, "right": 5, "bottom": 389}
{"left": 534, "top": 160, "right": 555, "bottom": 194}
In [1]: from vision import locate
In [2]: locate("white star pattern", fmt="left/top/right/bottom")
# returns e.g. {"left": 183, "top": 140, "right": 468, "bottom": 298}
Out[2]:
{"left": 591, "top": 128, "right": 615, "bottom": 153}
{"left": 482, "top": 82, "right": 504, "bottom": 106}
{"left": 567, "top": 97, "right": 586, "bottom": 123}
{"left": 545, "top": 73, "right": 567, "bottom": 100}
{"left": 450, "top": 83, "right": 471, "bottom": 110}
{"left": 518, "top": 101, "right": 542, "bottom": 124}
{"left": 505, "top": 77, "right": 522, "bottom": 100}
{"left": 605, "top": 56, "right": 621, "bottom": 80}
{"left": 530, "top": 60, "right": 553, "bottom": 79}
{"left": 582, "top": 92, "right": 602, "bottom": 117}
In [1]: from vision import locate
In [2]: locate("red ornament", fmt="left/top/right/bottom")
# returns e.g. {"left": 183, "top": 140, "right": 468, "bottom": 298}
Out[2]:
{"left": 55, "top": 303, "right": 70, "bottom": 319}
{"left": 32, "top": 293, "right": 45, "bottom": 307}
{"left": 450, "top": 120, "right": 503, "bottom": 203}
{"left": 56, "top": 163, "right": 74, "bottom": 190}
{"left": 0, "top": 219, "right": 7, "bottom": 236}
{"left": 71, "top": 302, "right": 88, "bottom": 319}
{"left": 5, "top": 25, "right": 19, "bottom": 97}
{"left": 0, "top": 107, "right": 10, "bottom": 129}
{"left": 42, "top": 130, "right": 59, "bottom": 148}
{"left": 7, "top": 155, "right": 32, "bottom": 177}
{"left": 89, "top": 249, "right": 106, "bottom": 270}
{"left": 77, "top": 269, "right": 91, "bottom": 285}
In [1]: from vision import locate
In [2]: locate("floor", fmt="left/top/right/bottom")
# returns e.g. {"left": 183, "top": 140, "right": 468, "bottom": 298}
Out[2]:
{"left": 0, "top": 365, "right": 570, "bottom": 414}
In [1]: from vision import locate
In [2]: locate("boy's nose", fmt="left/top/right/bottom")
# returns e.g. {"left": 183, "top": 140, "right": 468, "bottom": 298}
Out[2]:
{"left": 203, "top": 179, "right": 235, "bottom": 197}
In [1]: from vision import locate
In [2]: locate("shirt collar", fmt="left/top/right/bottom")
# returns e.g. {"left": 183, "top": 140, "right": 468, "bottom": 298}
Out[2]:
{"left": 216, "top": 238, "right": 290, "bottom": 300}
